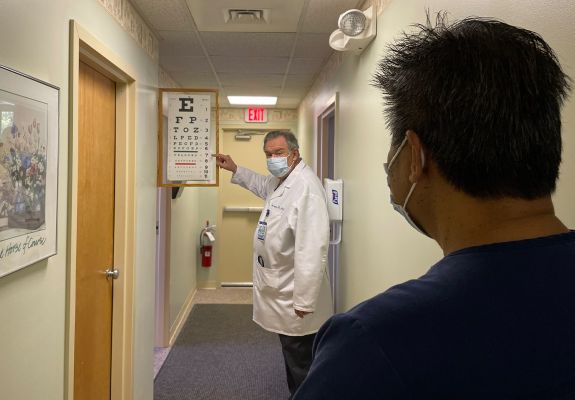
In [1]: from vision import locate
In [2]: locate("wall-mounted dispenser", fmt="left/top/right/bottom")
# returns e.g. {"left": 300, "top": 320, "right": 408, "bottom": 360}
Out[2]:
{"left": 324, "top": 179, "right": 343, "bottom": 244}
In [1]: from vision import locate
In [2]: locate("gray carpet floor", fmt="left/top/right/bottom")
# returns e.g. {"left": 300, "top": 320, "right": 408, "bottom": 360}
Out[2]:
{"left": 154, "top": 304, "right": 290, "bottom": 400}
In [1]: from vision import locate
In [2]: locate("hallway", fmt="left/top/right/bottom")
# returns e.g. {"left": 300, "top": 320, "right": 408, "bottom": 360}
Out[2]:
{"left": 153, "top": 288, "right": 253, "bottom": 378}
{"left": 0, "top": 1, "right": 574, "bottom": 400}
{"left": 154, "top": 288, "right": 291, "bottom": 399}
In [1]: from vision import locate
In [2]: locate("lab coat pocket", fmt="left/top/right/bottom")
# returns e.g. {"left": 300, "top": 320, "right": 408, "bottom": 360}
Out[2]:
{"left": 254, "top": 265, "right": 279, "bottom": 292}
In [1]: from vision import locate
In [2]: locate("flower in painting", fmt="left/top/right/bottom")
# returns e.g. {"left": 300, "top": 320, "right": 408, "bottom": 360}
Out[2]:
{"left": 0, "top": 118, "right": 47, "bottom": 221}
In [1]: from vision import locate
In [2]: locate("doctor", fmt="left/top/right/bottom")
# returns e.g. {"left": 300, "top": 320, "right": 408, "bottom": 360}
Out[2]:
{"left": 215, "top": 130, "right": 333, "bottom": 397}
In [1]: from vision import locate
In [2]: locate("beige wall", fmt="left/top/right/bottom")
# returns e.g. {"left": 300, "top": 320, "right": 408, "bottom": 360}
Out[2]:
{"left": 0, "top": 0, "right": 159, "bottom": 399}
{"left": 169, "top": 188, "right": 200, "bottom": 327}
{"left": 196, "top": 187, "right": 220, "bottom": 286}
{"left": 298, "top": 0, "right": 575, "bottom": 312}
{"left": 218, "top": 131, "right": 268, "bottom": 284}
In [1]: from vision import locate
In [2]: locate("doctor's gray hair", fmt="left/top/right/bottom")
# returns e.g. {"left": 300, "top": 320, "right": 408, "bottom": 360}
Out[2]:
{"left": 264, "top": 131, "right": 299, "bottom": 151}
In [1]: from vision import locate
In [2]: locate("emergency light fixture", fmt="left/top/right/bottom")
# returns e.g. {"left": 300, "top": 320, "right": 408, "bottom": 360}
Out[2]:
{"left": 329, "top": 6, "right": 376, "bottom": 54}
{"left": 339, "top": 9, "right": 367, "bottom": 36}
{"left": 227, "top": 96, "right": 277, "bottom": 105}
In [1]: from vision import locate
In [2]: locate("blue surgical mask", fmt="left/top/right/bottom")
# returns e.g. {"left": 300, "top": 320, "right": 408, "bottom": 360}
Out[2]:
{"left": 385, "top": 137, "right": 428, "bottom": 236}
{"left": 267, "top": 155, "right": 291, "bottom": 177}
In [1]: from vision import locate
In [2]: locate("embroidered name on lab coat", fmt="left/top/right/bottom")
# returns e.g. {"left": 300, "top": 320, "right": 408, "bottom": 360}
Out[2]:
{"left": 270, "top": 203, "right": 284, "bottom": 211}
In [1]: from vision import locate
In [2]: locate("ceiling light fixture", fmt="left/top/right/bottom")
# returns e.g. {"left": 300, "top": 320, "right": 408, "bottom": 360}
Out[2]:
{"left": 227, "top": 96, "right": 277, "bottom": 105}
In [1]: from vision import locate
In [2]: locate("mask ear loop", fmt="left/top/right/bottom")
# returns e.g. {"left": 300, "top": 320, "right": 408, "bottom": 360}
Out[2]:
{"left": 388, "top": 137, "right": 408, "bottom": 171}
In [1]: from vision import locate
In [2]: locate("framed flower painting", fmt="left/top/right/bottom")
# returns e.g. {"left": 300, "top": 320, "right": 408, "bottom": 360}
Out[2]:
{"left": 0, "top": 65, "right": 58, "bottom": 277}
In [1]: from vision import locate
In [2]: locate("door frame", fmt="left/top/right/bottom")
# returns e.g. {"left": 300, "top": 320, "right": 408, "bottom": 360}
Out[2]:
{"left": 66, "top": 20, "right": 137, "bottom": 400}
{"left": 155, "top": 187, "right": 171, "bottom": 347}
{"left": 316, "top": 93, "right": 339, "bottom": 312}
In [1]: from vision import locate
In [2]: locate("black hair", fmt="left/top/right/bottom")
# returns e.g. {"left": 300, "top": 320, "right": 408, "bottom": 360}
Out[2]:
{"left": 372, "top": 12, "right": 572, "bottom": 199}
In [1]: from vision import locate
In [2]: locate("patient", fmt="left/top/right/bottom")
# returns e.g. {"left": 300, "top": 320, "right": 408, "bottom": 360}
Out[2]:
{"left": 294, "top": 13, "right": 575, "bottom": 399}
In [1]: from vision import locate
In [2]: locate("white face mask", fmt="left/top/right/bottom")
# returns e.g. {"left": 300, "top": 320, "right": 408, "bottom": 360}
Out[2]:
{"left": 267, "top": 154, "right": 292, "bottom": 177}
{"left": 385, "top": 137, "right": 428, "bottom": 236}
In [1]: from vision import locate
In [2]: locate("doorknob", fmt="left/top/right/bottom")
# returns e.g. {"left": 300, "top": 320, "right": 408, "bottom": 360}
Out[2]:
{"left": 105, "top": 267, "right": 119, "bottom": 280}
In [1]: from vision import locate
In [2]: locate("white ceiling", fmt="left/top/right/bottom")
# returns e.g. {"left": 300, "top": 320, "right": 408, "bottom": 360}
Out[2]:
{"left": 131, "top": 0, "right": 365, "bottom": 108}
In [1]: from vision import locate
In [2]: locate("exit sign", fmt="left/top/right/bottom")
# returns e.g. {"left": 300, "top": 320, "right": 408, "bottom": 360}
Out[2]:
{"left": 245, "top": 107, "right": 267, "bottom": 123}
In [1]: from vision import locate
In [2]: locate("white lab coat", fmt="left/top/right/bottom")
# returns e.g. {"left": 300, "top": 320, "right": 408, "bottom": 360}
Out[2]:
{"left": 231, "top": 161, "right": 333, "bottom": 336}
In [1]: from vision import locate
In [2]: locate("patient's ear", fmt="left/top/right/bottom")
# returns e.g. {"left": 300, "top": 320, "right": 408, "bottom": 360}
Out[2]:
{"left": 406, "top": 130, "right": 424, "bottom": 184}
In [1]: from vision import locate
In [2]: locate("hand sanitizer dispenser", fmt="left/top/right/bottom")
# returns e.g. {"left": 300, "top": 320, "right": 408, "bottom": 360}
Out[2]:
{"left": 324, "top": 179, "right": 343, "bottom": 244}
{"left": 324, "top": 179, "right": 343, "bottom": 221}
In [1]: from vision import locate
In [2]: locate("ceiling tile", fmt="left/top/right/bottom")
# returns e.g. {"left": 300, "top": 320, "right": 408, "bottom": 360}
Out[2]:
{"left": 212, "top": 56, "right": 289, "bottom": 74}
{"left": 288, "top": 58, "right": 326, "bottom": 75}
{"left": 293, "top": 33, "right": 333, "bottom": 59}
{"left": 223, "top": 86, "right": 281, "bottom": 97}
{"left": 302, "top": 0, "right": 363, "bottom": 33}
{"left": 169, "top": 72, "right": 219, "bottom": 88}
{"left": 280, "top": 87, "right": 309, "bottom": 97}
{"left": 276, "top": 97, "right": 302, "bottom": 108}
{"left": 132, "top": 0, "right": 193, "bottom": 31}
{"left": 161, "top": 55, "right": 212, "bottom": 73}
{"left": 201, "top": 32, "right": 295, "bottom": 57}
{"left": 219, "top": 73, "right": 284, "bottom": 87}
{"left": 158, "top": 31, "right": 205, "bottom": 57}
{"left": 284, "top": 74, "right": 316, "bottom": 88}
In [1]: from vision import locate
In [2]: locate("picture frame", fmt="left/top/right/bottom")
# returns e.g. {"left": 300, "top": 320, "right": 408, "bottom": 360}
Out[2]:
{"left": 0, "top": 65, "right": 59, "bottom": 277}
{"left": 157, "top": 88, "right": 220, "bottom": 187}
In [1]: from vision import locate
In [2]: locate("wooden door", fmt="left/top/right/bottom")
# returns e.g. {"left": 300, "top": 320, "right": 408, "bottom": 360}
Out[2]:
{"left": 74, "top": 61, "right": 116, "bottom": 400}
{"left": 218, "top": 131, "right": 267, "bottom": 284}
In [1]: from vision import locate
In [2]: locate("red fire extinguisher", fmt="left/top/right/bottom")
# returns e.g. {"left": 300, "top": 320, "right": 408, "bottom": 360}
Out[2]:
{"left": 200, "top": 221, "right": 215, "bottom": 268}
{"left": 201, "top": 244, "right": 212, "bottom": 267}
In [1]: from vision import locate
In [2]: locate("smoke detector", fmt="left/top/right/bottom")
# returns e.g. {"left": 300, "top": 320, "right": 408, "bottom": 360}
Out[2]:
{"left": 225, "top": 9, "right": 270, "bottom": 24}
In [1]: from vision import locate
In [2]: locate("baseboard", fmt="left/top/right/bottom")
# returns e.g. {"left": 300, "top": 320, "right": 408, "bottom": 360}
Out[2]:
{"left": 169, "top": 288, "right": 197, "bottom": 346}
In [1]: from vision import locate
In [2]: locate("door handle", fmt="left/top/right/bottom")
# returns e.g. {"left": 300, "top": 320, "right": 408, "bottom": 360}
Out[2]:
{"left": 105, "top": 267, "right": 119, "bottom": 280}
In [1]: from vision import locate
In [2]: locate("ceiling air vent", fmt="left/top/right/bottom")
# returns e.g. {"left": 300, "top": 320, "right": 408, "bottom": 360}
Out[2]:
{"left": 225, "top": 9, "right": 270, "bottom": 24}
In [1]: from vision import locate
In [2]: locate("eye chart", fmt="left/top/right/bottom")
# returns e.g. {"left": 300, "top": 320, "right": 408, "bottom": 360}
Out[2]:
{"left": 158, "top": 89, "right": 219, "bottom": 187}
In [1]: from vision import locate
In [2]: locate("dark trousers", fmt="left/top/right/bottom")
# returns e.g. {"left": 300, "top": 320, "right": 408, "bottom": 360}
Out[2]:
{"left": 278, "top": 333, "right": 316, "bottom": 397}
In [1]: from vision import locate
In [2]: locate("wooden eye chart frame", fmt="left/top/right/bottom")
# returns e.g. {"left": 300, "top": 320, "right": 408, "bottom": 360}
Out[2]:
{"left": 158, "top": 88, "right": 219, "bottom": 187}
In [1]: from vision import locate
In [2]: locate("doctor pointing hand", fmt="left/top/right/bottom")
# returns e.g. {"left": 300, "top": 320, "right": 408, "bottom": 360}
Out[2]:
{"left": 216, "top": 131, "right": 332, "bottom": 397}
{"left": 214, "top": 154, "right": 237, "bottom": 173}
